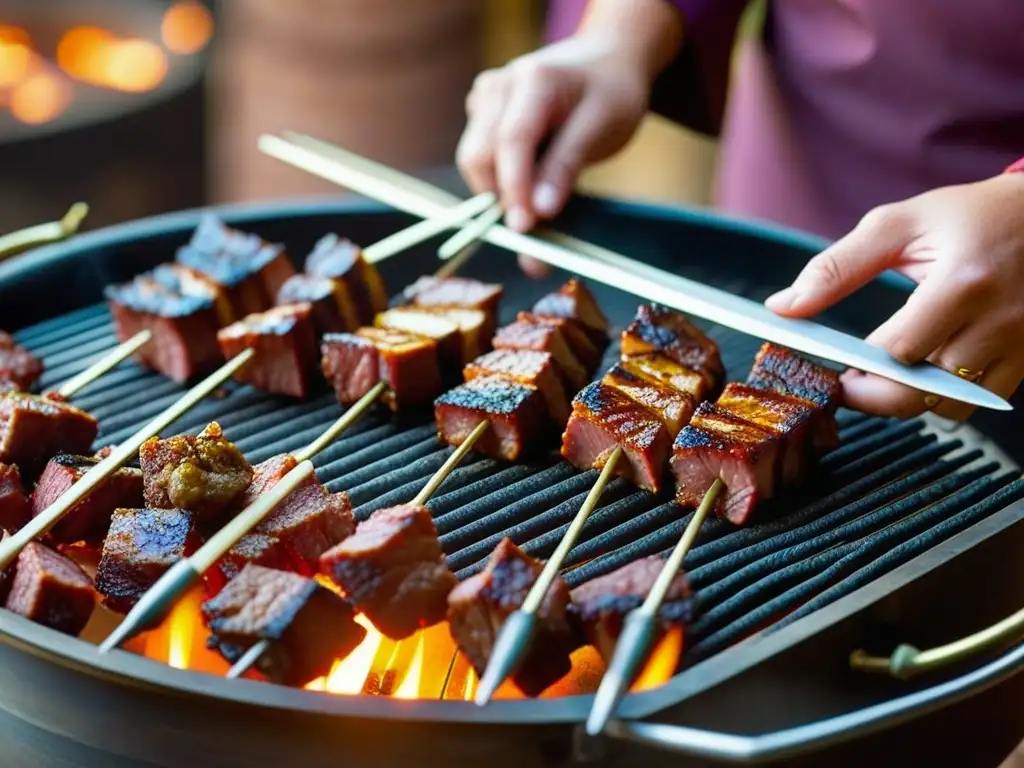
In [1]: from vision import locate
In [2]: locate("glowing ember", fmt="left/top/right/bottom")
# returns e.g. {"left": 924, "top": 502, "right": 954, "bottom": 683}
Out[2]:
{"left": 57, "top": 26, "right": 168, "bottom": 93}
{"left": 0, "top": 40, "right": 33, "bottom": 89}
{"left": 9, "top": 70, "right": 72, "bottom": 125}
{"left": 161, "top": 1, "right": 214, "bottom": 55}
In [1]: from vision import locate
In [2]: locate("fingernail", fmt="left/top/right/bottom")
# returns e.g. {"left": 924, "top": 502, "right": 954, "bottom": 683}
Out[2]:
{"left": 505, "top": 206, "right": 530, "bottom": 233}
{"left": 532, "top": 183, "right": 559, "bottom": 216}
{"left": 765, "top": 288, "right": 798, "bottom": 311}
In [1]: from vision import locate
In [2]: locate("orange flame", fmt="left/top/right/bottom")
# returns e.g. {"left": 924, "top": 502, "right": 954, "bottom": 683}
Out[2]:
{"left": 631, "top": 627, "right": 684, "bottom": 692}
{"left": 0, "top": 39, "right": 33, "bottom": 89}
{"left": 57, "top": 26, "right": 168, "bottom": 93}
{"left": 161, "top": 1, "right": 214, "bottom": 55}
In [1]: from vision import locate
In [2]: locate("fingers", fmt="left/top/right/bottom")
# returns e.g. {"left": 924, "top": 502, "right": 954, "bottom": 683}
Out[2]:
{"left": 457, "top": 70, "right": 510, "bottom": 197}
{"left": 518, "top": 253, "right": 552, "bottom": 279}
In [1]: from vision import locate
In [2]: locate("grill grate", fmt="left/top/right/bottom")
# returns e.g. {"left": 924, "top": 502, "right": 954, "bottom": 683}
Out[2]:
{"left": 14, "top": 302, "right": 1023, "bottom": 671}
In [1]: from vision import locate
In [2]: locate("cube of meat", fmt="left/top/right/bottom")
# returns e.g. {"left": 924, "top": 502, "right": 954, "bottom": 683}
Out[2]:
{"left": 0, "top": 394, "right": 99, "bottom": 470}
{"left": 569, "top": 556, "right": 692, "bottom": 664}
{"left": 375, "top": 307, "right": 463, "bottom": 376}
{"left": 276, "top": 273, "right": 351, "bottom": 334}
{"left": 139, "top": 422, "right": 253, "bottom": 520}
{"left": 0, "top": 333, "right": 43, "bottom": 391}
{"left": 5, "top": 542, "right": 95, "bottom": 636}
{"left": 447, "top": 538, "right": 579, "bottom": 697}
{"left": 0, "top": 463, "right": 29, "bottom": 532}
{"left": 217, "top": 303, "right": 319, "bottom": 398}
{"left": 517, "top": 312, "right": 603, "bottom": 373}
{"left": 319, "top": 504, "right": 457, "bottom": 640}
{"left": 418, "top": 307, "right": 490, "bottom": 363}
{"left": 621, "top": 353, "right": 710, "bottom": 405}
{"left": 532, "top": 278, "right": 610, "bottom": 349}
{"left": 561, "top": 382, "right": 672, "bottom": 494}
{"left": 602, "top": 363, "right": 695, "bottom": 436}
{"left": 464, "top": 349, "right": 570, "bottom": 424}
{"left": 621, "top": 304, "right": 724, "bottom": 395}
{"left": 402, "top": 275, "right": 503, "bottom": 317}
{"left": 493, "top": 316, "right": 588, "bottom": 392}
{"left": 670, "top": 402, "right": 780, "bottom": 525}
{"left": 95, "top": 506, "right": 200, "bottom": 614}
{"left": 434, "top": 376, "right": 548, "bottom": 462}
{"left": 177, "top": 215, "right": 296, "bottom": 319}
{"left": 31, "top": 454, "right": 144, "bottom": 546}
{"left": 202, "top": 564, "right": 366, "bottom": 687}
{"left": 304, "top": 234, "right": 388, "bottom": 326}
{"left": 105, "top": 264, "right": 225, "bottom": 382}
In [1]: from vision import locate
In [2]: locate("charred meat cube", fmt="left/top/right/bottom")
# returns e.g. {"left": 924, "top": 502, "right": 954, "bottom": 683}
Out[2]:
{"left": 206, "top": 533, "right": 295, "bottom": 597}
{"left": 435, "top": 376, "right": 548, "bottom": 462}
{"left": 447, "top": 538, "right": 579, "bottom": 697}
{"left": 202, "top": 564, "right": 366, "bottom": 687}
{"left": 493, "top": 316, "right": 588, "bottom": 392}
{"left": 95, "top": 506, "right": 200, "bottom": 614}
{"left": 105, "top": 264, "right": 225, "bottom": 382}
{"left": 622, "top": 353, "right": 710, "bottom": 405}
{"left": 304, "top": 234, "right": 388, "bottom": 326}
{"left": 517, "top": 312, "right": 603, "bottom": 373}
{"left": 419, "top": 307, "right": 490, "bottom": 363}
{"left": 276, "top": 273, "right": 351, "bottom": 334}
{"left": 217, "top": 303, "right": 319, "bottom": 398}
{"left": 31, "top": 454, "right": 144, "bottom": 546}
{"left": 403, "top": 276, "right": 503, "bottom": 340}
{"left": 319, "top": 504, "right": 457, "bottom": 640}
{"left": 320, "top": 333, "right": 379, "bottom": 405}
{"left": 0, "top": 464, "right": 29, "bottom": 532}
{"left": 464, "top": 349, "right": 570, "bottom": 424}
{"left": 139, "top": 422, "right": 253, "bottom": 520}
{"left": 177, "top": 215, "right": 296, "bottom": 319}
{"left": 561, "top": 382, "right": 672, "bottom": 494}
{"left": 375, "top": 307, "right": 463, "bottom": 375}
{"left": 621, "top": 304, "right": 724, "bottom": 394}
{"left": 0, "top": 333, "right": 43, "bottom": 392}
{"left": 4, "top": 542, "right": 95, "bottom": 636}
{"left": 671, "top": 401, "right": 781, "bottom": 525}
{"left": 602, "top": 363, "right": 696, "bottom": 437}
{"left": 569, "top": 555, "right": 692, "bottom": 664}
{"left": 0, "top": 394, "right": 98, "bottom": 470}
{"left": 531, "top": 278, "right": 610, "bottom": 353}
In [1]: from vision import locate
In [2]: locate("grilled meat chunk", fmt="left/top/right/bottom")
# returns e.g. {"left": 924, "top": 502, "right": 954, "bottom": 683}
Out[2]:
{"left": 276, "top": 273, "right": 350, "bottom": 334}
{"left": 418, "top": 307, "right": 491, "bottom": 363}
{"left": 95, "top": 506, "right": 200, "bottom": 614}
{"left": 203, "top": 564, "right": 365, "bottom": 687}
{"left": 493, "top": 316, "right": 588, "bottom": 391}
{"left": 106, "top": 264, "right": 225, "bottom": 382}
{"left": 217, "top": 303, "right": 319, "bottom": 398}
{"left": 31, "top": 454, "right": 144, "bottom": 546}
{"left": 435, "top": 376, "right": 548, "bottom": 462}
{"left": 570, "top": 556, "right": 692, "bottom": 664}
{"left": 319, "top": 504, "right": 457, "bottom": 640}
{"left": 5, "top": 542, "right": 95, "bottom": 636}
{"left": 0, "top": 332, "right": 43, "bottom": 391}
{"left": 304, "top": 234, "right": 388, "bottom": 326}
{"left": 517, "top": 312, "right": 603, "bottom": 372}
{"left": 464, "top": 349, "right": 570, "bottom": 424}
{"left": 562, "top": 382, "right": 672, "bottom": 494}
{"left": 139, "top": 422, "right": 253, "bottom": 520}
{"left": 320, "top": 333, "right": 378, "bottom": 404}
{"left": 622, "top": 353, "right": 709, "bottom": 405}
{"left": 447, "top": 538, "right": 578, "bottom": 697}
{"left": 531, "top": 278, "right": 610, "bottom": 354}
{"left": 602, "top": 363, "right": 695, "bottom": 437}
{"left": 402, "top": 275, "right": 503, "bottom": 316}
{"left": 0, "top": 394, "right": 98, "bottom": 470}
{"left": 671, "top": 402, "right": 780, "bottom": 525}
{"left": 621, "top": 304, "right": 724, "bottom": 394}
{"left": 0, "top": 464, "right": 29, "bottom": 532}
{"left": 375, "top": 307, "right": 463, "bottom": 376}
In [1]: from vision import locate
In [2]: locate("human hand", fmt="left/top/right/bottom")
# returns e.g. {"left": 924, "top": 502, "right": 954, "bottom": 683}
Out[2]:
{"left": 765, "top": 172, "right": 1024, "bottom": 421}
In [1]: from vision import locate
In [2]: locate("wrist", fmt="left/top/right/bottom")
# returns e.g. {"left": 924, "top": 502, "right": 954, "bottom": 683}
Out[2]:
{"left": 577, "top": 0, "right": 685, "bottom": 84}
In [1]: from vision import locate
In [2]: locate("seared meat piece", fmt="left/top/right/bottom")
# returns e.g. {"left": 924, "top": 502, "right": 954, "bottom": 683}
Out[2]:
{"left": 464, "top": 349, "right": 570, "bottom": 424}
{"left": 447, "top": 538, "right": 579, "bottom": 697}
{"left": 203, "top": 564, "right": 365, "bottom": 687}
{"left": 319, "top": 504, "right": 457, "bottom": 640}
{"left": 402, "top": 275, "right": 503, "bottom": 316}
{"left": 320, "top": 333, "right": 379, "bottom": 404}
{"left": 622, "top": 353, "right": 710, "bottom": 405}
{"left": 0, "top": 333, "right": 43, "bottom": 392}
{"left": 0, "top": 464, "right": 29, "bottom": 532}
{"left": 95, "top": 506, "right": 200, "bottom": 614}
{"left": 621, "top": 304, "right": 724, "bottom": 394}
{"left": 746, "top": 343, "right": 842, "bottom": 452}
{"left": 569, "top": 555, "right": 692, "bottom": 664}
{"left": 434, "top": 375, "right": 548, "bottom": 462}
{"left": 561, "top": 382, "right": 672, "bottom": 494}
{"left": 531, "top": 278, "right": 610, "bottom": 355}
{"left": 105, "top": 264, "right": 225, "bottom": 382}
{"left": 217, "top": 303, "right": 319, "bottom": 398}
{"left": 176, "top": 215, "right": 296, "bottom": 319}
{"left": 139, "top": 422, "right": 253, "bottom": 520}
{"left": 671, "top": 402, "right": 780, "bottom": 525}
{"left": 375, "top": 307, "right": 463, "bottom": 376}
{"left": 276, "top": 273, "right": 351, "bottom": 334}
{"left": 602, "top": 363, "right": 695, "bottom": 436}
{"left": 517, "top": 312, "right": 603, "bottom": 372}
{"left": 31, "top": 454, "right": 144, "bottom": 546}
{"left": 493, "top": 316, "right": 588, "bottom": 391}
{"left": 304, "top": 234, "right": 388, "bottom": 326}
{"left": 0, "top": 394, "right": 98, "bottom": 470}
{"left": 419, "top": 307, "right": 491, "bottom": 363}
{"left": 5, "top": 542, "right": 95, "bottom": 636}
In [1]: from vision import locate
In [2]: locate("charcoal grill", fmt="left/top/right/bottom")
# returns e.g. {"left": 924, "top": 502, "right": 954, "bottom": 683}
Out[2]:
{"left": 0, "top": 194, "right": 1021, "bottom": 768}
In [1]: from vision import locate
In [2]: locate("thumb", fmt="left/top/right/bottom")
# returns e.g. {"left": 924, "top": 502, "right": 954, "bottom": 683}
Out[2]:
{"left": 765, "top": 205, "right": 913, "bottom": 317}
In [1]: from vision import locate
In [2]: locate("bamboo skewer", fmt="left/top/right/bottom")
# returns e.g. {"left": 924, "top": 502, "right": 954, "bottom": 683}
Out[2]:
{"left": 0, "top": 350, "right": 255, "bottom": 571}
{"left": 584, "top": 478, "right": 724, "bottom": 735}
{"left": 0, "top": 203, "right": 90, "bottom": 262}
{"left": 50, "top": 330, "right": 153, "bottom": 400}
{"left": 437, "top": 202, "right": 504, "bottom": 261}
{"left": 363, "top": 192, "right": 496, "bottom": 264}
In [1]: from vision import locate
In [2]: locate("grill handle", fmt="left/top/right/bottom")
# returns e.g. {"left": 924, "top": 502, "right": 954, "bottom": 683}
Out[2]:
{"left": 594, "top": 640, "right": 1024, "bottom": 764}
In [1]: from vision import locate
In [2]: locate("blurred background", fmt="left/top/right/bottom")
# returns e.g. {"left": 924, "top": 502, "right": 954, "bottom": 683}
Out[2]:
{"left": 0, "top": 0, "right": 717, "bottom": 233}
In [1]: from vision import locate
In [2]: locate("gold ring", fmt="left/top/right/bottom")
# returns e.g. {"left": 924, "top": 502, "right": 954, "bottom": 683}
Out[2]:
{"left": 924, "top": 394, "right": 942, "bottom": 410}
{"left": 953, "top": 366, "right": 984, "bottom": 382}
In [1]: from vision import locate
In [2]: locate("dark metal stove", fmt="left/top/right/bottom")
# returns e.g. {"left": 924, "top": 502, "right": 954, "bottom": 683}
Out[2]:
{"left": 0, "top": 196, "right": 1020, "bottom": 768}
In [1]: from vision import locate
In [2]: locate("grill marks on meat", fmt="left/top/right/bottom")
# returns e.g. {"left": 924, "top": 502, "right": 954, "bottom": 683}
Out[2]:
{"left": 493, "top": 317, "right": 587, "bottom": 392}
{"left": 319, "top": 504, "right": 457, "bottom": 640}
{"left": 0, "top": 331, "right": 43, "bottom": 391}
{"left": 570, "top": 556, "right": 692, "bottom": 664}
{"left": 4, "top": 541, "right": 95, "bottom": 636}
{"left": 0, "top": 394, "right": 98, "bottom": 470}
{"left": 32, "top": 454, "right": 144, "bottom": 546}
{"left": 275, "top": 274, "right": 351, "bottom": 334}
{"left": 217, "top": 304, "right": 319, "bottom": 398}
{"left": 402, "top": 275, "right": 502, "bottom": 317}
{"left": 0, "top": 464, "right": 29, "bottom": 532}
{"left": 140, "top": 422, "right": 253, "bottom": 520}
{"left": 202, "top": 564, "right": 365, "bottom": 687}
{"left": 304, "top": 234, "right": 388, "bottom": 327}
{"left": 447, "top": 539, "right": 579, "bottom": 697}
{"left": 602, "top": 363, "right": 695, "bottom": 437}
{"left": 621, "top": 304, "right": 724, "bottom": 394}
{"left": 375, "top": 307, "right": 464, "bottom": 379}
{"left": 464, "top": 349, "right": 570, "bottom": 424}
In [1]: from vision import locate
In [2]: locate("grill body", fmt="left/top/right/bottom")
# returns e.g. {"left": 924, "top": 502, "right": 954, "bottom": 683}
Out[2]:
{"left": 0, "top": 196, "right": 1020, "bottom": 767}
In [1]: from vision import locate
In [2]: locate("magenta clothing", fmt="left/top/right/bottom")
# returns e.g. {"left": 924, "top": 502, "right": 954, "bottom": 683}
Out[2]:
{"left": 547, "top": 1, "right": 1024, "bottom": 240}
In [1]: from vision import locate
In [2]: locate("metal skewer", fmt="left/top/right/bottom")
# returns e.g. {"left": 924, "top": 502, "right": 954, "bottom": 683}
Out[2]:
{"left": 0, "top": 203, "right": 90, "bottom": 262}
{"left": 49, "top": 330, "right": 152, "bottom": 400}
{"left": 585, "top": 478, "right": 723, "bottom": 735}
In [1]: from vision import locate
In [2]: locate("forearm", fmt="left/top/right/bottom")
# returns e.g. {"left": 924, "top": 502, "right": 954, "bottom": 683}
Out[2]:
{"left": 573, "top": 0, "right": 685, "bottom": 85}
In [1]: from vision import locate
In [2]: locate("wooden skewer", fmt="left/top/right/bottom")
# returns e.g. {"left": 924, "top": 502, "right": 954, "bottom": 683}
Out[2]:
{"left": 363, "top": 192, "right": 497, "bottom": 264}
{"left": 437, "top": 202, "right": 504, "bottom": 261}
{"left": 0, "top": 350, "right": 255, "bottom": 572}
{"left": 474, "top": 447, "right": 624, "bottom": 705}
{"left": 0, "top": 203, "right": 89, "bottom": 261}
{"left": 50, "top": 330, "right": 152, "bottom": 400}
{"left": 584, "top": 478, "right": 724, "bottom": 735}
